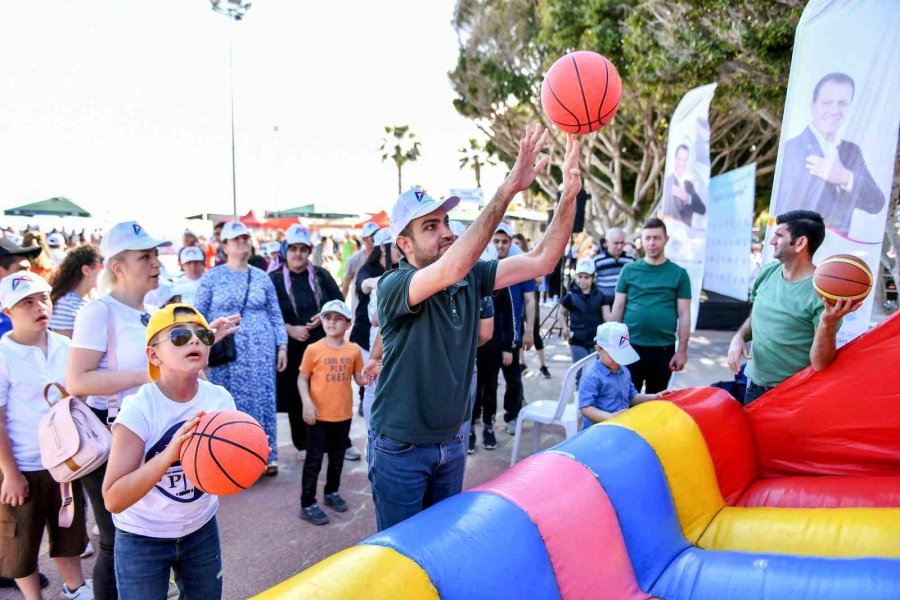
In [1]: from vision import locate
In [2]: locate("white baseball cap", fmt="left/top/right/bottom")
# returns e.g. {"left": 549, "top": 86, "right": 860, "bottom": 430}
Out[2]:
{"left": 575, "top": 259, "right": 595, "bottom": 276}
{"left": 480, "top": 243, "right": 498, "bottom": 261}
{"left": 0, "top": 271, "right": 52, "bottom": 309}
{"left": 390, "top": 188, "right": 460, "bottom": 241}
{"left": 46, "top": 233, "right": 66, "bottom": 248}
{"left": 179, "top": 246, "right": 205, "bottom": 265}
{"left": 449, "top": 220, "right": 467, "bottom": 238}
{"left": 264, "top": 240, "right": 283, "bottom": 256}
{"left": 319, "top": 299, "right": 352, "bottom": 320}
{"left": 361, "top": 222, "right": 380, "bottom": 238}
{"left": 285, "top": 224, "right": 312, "bottom": 247}
{"left": 144, "top": 279, "right": 179, "bottom": 310}
{"left": 220, "top": 221, "right": 251, "bottom": 241}
{"left": 495, "top": 222, "right": 514, "bottom": 238}
{"left": 373, "top": 228, "right": 392, "bottom": 246}
{"left": 594, "top": 322, "right": 640, "bottom": 365}
{"left": 100, "top": 221, "right": 172, "bottom": 259}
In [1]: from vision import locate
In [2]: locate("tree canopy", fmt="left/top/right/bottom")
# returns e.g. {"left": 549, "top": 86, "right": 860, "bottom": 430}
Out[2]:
{"left": 450, "top": 0, "right": 804, "bottom": 233}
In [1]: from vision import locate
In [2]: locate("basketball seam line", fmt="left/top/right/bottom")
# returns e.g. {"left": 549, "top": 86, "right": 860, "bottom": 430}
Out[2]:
{"left": 205, "top": 425, "right": 249, "bottom": 491}
{"left": 192, "top": 412, "right": 223, "bottom": 494}
{"left": 570, "top": 55, "right": 591, "bottom": 135}
{"left": 596, "top": 58, "right": 610, "bottom": 127}
{"left": 815, "top": 273, "right": 872, "bottom": 286}
{"left": 545, "top": 80, "right": 582, "bottom": 132}
{"left": 196, "top": 427, "right": 269, "bottom": 466}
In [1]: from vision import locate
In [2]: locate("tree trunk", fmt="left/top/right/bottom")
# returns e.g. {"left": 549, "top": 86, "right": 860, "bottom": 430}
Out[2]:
{"left": 397, "top": 166, "right": 402, "bottom": 194}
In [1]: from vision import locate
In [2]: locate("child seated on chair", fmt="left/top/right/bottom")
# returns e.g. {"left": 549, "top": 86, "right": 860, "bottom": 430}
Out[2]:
{"left": 578, "top": 322, "right": 669, "bottom": 429}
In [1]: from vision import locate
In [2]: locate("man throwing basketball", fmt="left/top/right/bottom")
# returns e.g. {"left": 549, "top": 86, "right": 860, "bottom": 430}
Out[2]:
{"left": 368, "top": 127, "right": 580, "bottom": 531}
{"left": 727, "top": 210, "right": 861, "bottom": 405}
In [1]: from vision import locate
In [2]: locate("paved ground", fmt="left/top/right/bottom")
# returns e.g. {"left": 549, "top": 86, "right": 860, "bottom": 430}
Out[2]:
{"left": 22, "top": 320, "right": 734, "bottom": 600}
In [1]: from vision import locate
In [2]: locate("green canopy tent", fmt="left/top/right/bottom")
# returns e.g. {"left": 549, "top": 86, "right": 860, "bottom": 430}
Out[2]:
{"left": 4, "top": 197, "right": 91, "bottom": 218}
{"left": 266, "top": 204, "right": 359, "bottom": 220}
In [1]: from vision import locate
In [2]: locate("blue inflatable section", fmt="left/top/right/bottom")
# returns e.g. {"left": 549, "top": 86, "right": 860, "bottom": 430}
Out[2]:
{"left": 550, "top": 425, "right": 689, "bottom": 590}
{"left": 655, "top": 548, "right": 900, "bottom": 600}
{"left": 363, "top": 491, "right": 561, "bottom": 600}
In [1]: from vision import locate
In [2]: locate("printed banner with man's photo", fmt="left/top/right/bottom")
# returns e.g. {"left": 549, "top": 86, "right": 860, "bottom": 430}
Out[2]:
{"left": 659, "top": 82, "right": 717, "bottom": 331}
{"left": 765, "top": 0, "right": 900, "bottom": 345}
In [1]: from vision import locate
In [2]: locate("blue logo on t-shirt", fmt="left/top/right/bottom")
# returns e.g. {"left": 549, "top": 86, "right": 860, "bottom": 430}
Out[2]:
{"left": 146, "top": 422, "right": 204, "bottom": 503}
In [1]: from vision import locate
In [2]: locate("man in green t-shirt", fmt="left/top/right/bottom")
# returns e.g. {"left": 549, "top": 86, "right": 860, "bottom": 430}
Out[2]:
{"left": 368, "top": 128, "right": 582, "bottom": 531}
{"left": 610, "top": 218, "right": 692, "bottom": 393}
{"left": 728, "top": 210, "right": 861, "bottom": 405}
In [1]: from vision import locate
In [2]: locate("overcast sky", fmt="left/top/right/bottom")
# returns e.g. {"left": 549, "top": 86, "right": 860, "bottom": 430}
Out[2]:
{"left": 1, "top": 0, "right": 509, "bottom": 233}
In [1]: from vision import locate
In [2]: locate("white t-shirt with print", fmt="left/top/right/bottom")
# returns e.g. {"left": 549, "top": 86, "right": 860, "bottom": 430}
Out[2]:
{"left": 0, "top": 332, "right": 70, "bottom": 471}
{"left": 112, "top": 380, "right": 236, "bottom": 538}
{"left": 70, "top": 295, "right": 149, "bottom": 410}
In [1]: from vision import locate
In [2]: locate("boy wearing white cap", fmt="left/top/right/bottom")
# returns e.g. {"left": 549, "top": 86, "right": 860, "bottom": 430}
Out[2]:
{"left": 368, "top": 127, "right": 582, "bottom": 531}
{"left": 578, "top": 322, "right": 670, "bottom": 429}
{"left": 175, "top": 246, "right": 207, "bottom": 307}
{"left": 0, "top": 272, "right": 92, "bottom": 600}
{"left": 298, "top": 300, "right": 364, "bottom": 526}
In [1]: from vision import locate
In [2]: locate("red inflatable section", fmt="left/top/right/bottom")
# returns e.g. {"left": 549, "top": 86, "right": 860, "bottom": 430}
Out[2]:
{"left": 746, "top": 312, "right": 900, "bottom": 478}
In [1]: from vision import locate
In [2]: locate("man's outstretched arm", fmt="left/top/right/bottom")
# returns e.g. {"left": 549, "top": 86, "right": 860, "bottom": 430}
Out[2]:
{"left": 407, "top": 125, "right": 550, "bottom": 308}
{"left": 495, "top": 134, "right": 581, "bottom": 290}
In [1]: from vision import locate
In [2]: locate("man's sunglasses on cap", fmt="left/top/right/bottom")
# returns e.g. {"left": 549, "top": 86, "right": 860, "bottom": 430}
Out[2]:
{"left": 151, "top": 328, "right": 215, "bottom": 347}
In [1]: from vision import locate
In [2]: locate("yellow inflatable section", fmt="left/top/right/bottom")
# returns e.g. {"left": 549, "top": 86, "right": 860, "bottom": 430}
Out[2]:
{"left": 250, "top": 544, "right": 438, "bottom": 600}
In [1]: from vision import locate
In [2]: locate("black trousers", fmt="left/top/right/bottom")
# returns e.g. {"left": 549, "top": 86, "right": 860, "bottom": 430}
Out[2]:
{"left": 85, "top": 408, "right": 117, "bottom": 600}
{"left": 629, "top": 344, "right": 675, "bottom": 394}
{"left": 501, "top": 345, "right": 524, "bottom": 423}
{"left": 473, "top": 346, "right": 501, "bottom": 427}
{"left": 301, "top": 419, "right": 352, "bottom": 507}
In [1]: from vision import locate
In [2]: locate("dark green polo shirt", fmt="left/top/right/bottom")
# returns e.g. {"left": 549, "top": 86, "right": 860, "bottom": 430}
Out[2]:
{"left": 616, "top": 259, "right": 691, "bottom": 346}
{"left": 372, "top": 258, "right": 498, "bottom": 443}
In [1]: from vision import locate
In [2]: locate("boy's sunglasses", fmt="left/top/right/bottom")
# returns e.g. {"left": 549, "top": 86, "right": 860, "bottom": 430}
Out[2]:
{"left": 151, "top": 328, "right": 215, "bottom": 347}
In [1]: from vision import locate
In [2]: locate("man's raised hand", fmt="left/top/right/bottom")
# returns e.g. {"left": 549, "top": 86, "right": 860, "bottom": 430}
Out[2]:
{"left": 560, "top": 134, "right": 582, "bottom": 201}
{"left": 504, "top": 124, "right": 550, "bottom": 194}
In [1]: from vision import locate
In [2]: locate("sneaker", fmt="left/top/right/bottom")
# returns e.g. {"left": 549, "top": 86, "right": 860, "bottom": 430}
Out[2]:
{"left": 468, "top": 430, "right": 476, "bottom": 454}
{"left": 324, "top": 492, "right": 349, "bottom": 513}
{"left": 539, "top": 366, "right": 551, "bottom": 379}
{"left": 91, "top": 524, "right": 99, "bottom": 536}
{"left": 80, "top": 541, "right": 95, "bottom": 558}
{"left": 344, "top": 446, "right": 361, "bottom": 461}
{"left": 300, "top": 504, "right": 330, "bottom": 525}
{"left": 61, "top": 580, "right": 94, "bottom": 599}
{"left": 519, "top": 364, "right": 527, "bottom": 374}
{"left": 297, "top": 450, "right": 306, "bottom": 461}
{"left": 506, "top": 419, "right": 517, "bottom": 435}
{"left": 482, "top": 427, "right": 497, "bottom": 450}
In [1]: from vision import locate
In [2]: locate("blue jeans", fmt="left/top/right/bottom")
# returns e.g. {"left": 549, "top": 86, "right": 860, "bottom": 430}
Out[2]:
{"left": 114, "top": 517, "right": 222, "bottom": 600}
{"left": 569, "top": 343, "right": 592, "bottom": 363}
{"left": 366, "top": 429, "right": 467, "bottom": 532}
{"left": 743, "top": 380, "right": 775, "bottom": 406}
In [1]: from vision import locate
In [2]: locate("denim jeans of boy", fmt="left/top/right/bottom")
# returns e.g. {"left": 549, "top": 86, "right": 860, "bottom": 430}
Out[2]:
{"left": 366, "top": 429, "right": 467, "bottom": 532}
{"left": 114, "top": 516, "right": 222, "bottom": 600}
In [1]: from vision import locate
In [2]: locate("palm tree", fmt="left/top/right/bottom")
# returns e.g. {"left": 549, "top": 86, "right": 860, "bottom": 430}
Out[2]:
{"left": 379, "top": 125, "right": 422, "bottom": 193}
{"left": 458, "top": 138, "right": 497, "bottom": 188}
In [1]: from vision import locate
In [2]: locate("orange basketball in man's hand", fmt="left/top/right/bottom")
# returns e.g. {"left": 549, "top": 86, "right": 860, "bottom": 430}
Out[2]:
{"left": 813, "top": 254, "right": 873, "bottom": 303}
{"left": 180, "top": 410, "right": 270, "bottom": 496}
{"left": 541, "top": 51, "right": 622, "bottom": 134}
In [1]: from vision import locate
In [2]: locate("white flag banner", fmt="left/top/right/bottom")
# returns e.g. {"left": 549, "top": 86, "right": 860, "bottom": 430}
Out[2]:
{"left": 705, "top": 164, "right": 756, "bottom": 301}
{"left": 660, "top": 82, "right": 717, "bottom": 331}
{"left": 766, "top": 0, "right": 900, "bottom": 345}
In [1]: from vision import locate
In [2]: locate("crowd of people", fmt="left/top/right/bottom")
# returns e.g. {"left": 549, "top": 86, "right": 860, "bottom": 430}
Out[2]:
{"left": 0, "top": 125, "right": 864, "bottom": 599}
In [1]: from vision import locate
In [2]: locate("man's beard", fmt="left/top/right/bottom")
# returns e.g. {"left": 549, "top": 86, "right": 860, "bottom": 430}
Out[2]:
{"left": 411, "top": 240, "right": 441, "bottom": 267}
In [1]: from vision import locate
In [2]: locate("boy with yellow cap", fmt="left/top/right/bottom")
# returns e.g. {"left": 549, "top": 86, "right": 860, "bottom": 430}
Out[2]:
{"left": 102, "top": 304, "right": 235, "bottom": 600}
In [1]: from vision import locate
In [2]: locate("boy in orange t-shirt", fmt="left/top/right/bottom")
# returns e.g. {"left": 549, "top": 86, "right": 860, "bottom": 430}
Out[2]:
{"left": 298, "top": 300, "right": 364, "bottom": 525}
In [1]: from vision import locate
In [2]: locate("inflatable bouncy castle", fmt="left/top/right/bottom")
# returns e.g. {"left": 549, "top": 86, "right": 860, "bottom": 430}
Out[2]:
{"left": 255, "top": 313, "right": 900, "bottom": 599}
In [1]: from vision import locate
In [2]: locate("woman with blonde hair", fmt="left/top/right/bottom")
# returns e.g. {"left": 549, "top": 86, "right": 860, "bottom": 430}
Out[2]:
{"left": 21, "top": 230, "right": 57, "bottom": 279}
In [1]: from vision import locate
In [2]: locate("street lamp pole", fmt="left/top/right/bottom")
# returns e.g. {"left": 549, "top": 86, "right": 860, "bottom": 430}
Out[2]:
{"left": 210, "top": 0, "right": 251, "bottom": 219}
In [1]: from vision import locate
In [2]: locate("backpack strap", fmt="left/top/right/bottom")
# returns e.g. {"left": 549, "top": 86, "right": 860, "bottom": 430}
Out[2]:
{"left": 42, "top": 382, "right": 69, "bottom": 408}
{"left": 103, "top": 298, "right": 119, "bottom": 425}
{"left": 58, "top": 481, "right": 75, "bottom": 528}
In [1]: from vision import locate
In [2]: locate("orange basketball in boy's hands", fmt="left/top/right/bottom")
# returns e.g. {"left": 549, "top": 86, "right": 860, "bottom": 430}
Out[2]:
{"left": 813, "top": 254, "right": 873, "bottom": 304}
{"left": 179, "top": 410, "right": 270, "bottom": 496}
{"left": 540, "top": 51, "right": 622, "bottom": 134}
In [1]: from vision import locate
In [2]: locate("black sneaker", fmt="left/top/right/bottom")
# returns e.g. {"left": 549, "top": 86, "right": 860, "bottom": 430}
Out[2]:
{"left": 540, "top": 366, "right": 551, "bottom": 379}
{"left": 468, "top": 430, "right": 476, "bottom": 454}
{"left": 482, "top": 427, "right": 497, "bottom": 450}
{"left": 300, "top": 504, "right": 330, "bottom": 525}
{"left": 324, "top": 492, "right": 349, "bottom": 513}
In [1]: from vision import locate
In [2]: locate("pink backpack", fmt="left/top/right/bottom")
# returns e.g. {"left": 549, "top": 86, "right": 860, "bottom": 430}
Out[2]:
{"left": 38, "top": 383, "right": 112, "bottom": 527}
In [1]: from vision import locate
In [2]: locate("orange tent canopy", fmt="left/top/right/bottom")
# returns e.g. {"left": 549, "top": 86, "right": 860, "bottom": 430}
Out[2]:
{"left": 260, "top": 216, "right": 303, "bottom": 230}
{"left": 357, "top": 210, "right": 389, "bottom": 228}
{"left": 239, "top": 210, "right": 263, "bottom": 228}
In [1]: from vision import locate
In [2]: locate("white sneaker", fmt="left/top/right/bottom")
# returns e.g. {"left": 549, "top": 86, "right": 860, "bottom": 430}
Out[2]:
{"left": 297, "top": 450, "right": 306, "bottom": 461}
{"left": 344, "top": 446, "right": 361, "bottom": 461}
{"left": 61, "top": 580, "right": 94, "bottom": 599}
{"left": 91, "top": 524, "right": 99, "bottom": 536}
{"left": 506, "top": 420, "right": 517, "bottom": 435}
{"left": 80, "top": 541, "right": 94, "bottom": 558}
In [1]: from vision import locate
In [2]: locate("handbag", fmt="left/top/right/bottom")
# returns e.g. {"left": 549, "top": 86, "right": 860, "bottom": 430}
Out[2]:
{"left": 38, "top": 383, "right": 112, "bottom": 527}
{"left": 208, "top": 269, "right": 251, "bottom": 367}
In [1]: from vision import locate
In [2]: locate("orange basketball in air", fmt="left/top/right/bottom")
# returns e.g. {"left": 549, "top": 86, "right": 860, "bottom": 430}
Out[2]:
{"left": 813, "top": 254, "right": 873, "bottom": 303}
{"left": 180, "top": 409, "right": 270, "bottom": 496}
{"left": 540, "top": 51, "right": 622, "bottom": 134}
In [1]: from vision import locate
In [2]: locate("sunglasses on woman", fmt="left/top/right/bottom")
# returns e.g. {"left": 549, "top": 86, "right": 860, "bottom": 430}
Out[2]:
{"left": 151, "top": 328, "right": 215, "bottom": 347}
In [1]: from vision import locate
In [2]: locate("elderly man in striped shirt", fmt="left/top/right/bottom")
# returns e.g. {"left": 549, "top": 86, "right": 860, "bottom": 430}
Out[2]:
{"left": 593, "top": 228, "right": 634, "bottom": 297}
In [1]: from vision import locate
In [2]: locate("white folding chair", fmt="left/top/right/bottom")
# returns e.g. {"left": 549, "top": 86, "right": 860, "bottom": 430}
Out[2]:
{"left": 510, "top": 353, "right": 597, "bottom": 466}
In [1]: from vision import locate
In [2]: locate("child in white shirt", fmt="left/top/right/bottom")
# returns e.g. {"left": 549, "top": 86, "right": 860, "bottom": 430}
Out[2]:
{"left": 0, "top": 271, "right": 92, "bottom": 600}
{"left": 102, "top": 304, "right": 235, "bottom": 600}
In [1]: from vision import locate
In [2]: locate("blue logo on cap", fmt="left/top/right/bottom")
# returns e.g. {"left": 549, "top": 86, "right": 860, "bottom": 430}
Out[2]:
{"left": 133, "top": 223, "right": 143, "bottom": 236}
{"left": 414, "top": 190, "right": 426, "bottom": 203}
{"left": 11, "top": 276, "right": 29, "bottom": 291}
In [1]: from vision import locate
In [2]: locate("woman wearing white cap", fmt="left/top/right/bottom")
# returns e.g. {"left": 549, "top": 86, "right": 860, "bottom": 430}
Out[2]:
{"left": 270, "top": 225, "right": 342, "bottom": 459}
{"left": 194, "top": 220, "right": 289, "bottom": 476}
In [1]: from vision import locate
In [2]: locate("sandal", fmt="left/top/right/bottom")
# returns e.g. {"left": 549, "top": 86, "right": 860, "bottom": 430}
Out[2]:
{"left": 265, "top": 463, "right": 279, "bottom": 477}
